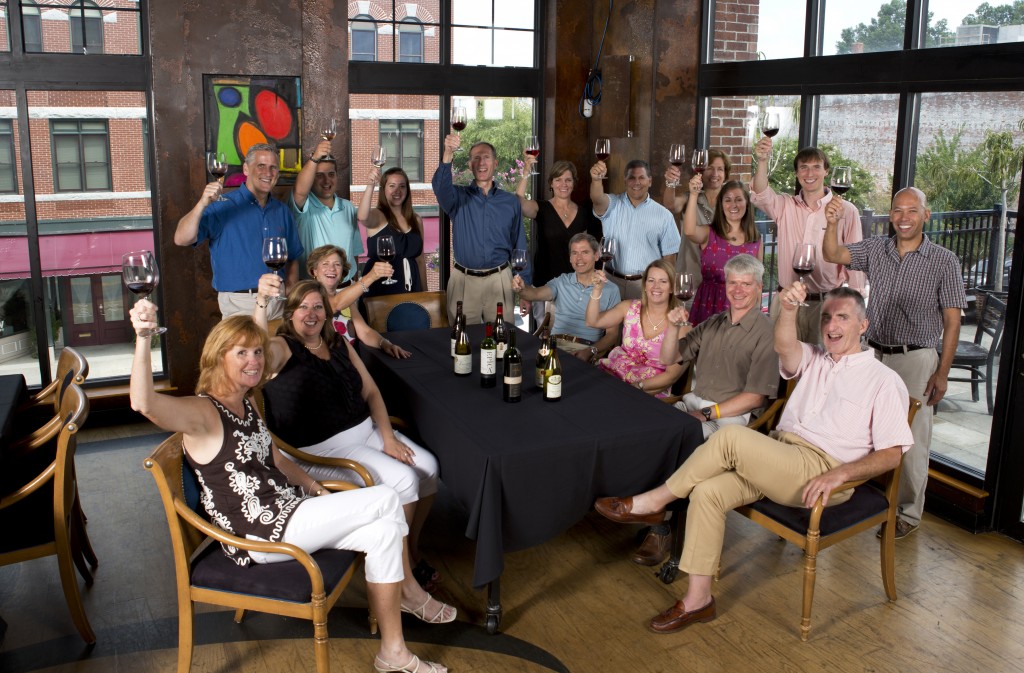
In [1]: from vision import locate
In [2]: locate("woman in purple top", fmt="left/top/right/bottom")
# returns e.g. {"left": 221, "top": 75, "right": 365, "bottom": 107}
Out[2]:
{"left": 683, "top": 179, "right": 762, "bottom": 325}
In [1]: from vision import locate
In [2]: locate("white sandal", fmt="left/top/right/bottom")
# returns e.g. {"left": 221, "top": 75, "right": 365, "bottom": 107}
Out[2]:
{"left": 400, "top": 595, "right": 457, "bottom": 624}
{"left": 373, "top": 654, "right": 446, "bottom": 673}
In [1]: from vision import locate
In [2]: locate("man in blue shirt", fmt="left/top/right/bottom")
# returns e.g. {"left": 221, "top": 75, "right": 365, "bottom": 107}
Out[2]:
{"left": 591, "top": 158, "right": 679, "bottom": 300}
{"left": 432, "top": 135, "right": 529, "bottom": 324}
{"left": 176, "top": 143, "right": 303, "bottom": 319}
{"left": 290, "top": 138, "right": 363, "bottom": 284}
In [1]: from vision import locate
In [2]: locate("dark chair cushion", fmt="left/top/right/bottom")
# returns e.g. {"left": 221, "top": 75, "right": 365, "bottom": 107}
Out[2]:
{"left": 748, "top": 484, "right": 889, "bottom": 537}
{"left": 181, "top": 463, "right": 203, "bottom": 514}
{"left": 386, "top": 304, "right": 431, "bottom": 332}
{"left": 191, "top": 544, "right": 358, "bottom": 603}
{"left": 0, "top": 488, "right": 56, "bottom": 552}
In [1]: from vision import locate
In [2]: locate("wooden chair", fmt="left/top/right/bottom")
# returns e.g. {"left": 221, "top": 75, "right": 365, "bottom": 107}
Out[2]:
{"left": 941, "top": 294, "right": 1005, "bottom": 414}
{"left": 0, "top": 383, "right": 94, "bottom": 644}
{"left": 732, "top": 397, "right": 922, "bottom": 641}
{"left": 14, "top": 346, "right": 89, "bottom": 449}
{"left": 363, "top": 291, "right": 448, "bottom": 333}
{"left": 144, "top": 432, "right": 375, "bottom": 673}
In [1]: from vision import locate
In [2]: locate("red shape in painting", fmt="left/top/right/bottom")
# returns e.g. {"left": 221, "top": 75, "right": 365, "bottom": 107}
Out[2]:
{"left": 253, "top": 89, "right": 293, "bottom": 140}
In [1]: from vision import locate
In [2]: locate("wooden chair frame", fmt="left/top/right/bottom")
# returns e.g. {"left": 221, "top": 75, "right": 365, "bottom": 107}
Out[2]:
{"left": 0, "top": 383, "right": 94, "bottom": 644}
{"left": 144, "top": 432, "right": 375, "bottom": 673}
{"left": 363, "top": 290, "right": 449, "bottom": 333}
{"left": 14, "top": 346, "right": 89, "bottom": 452}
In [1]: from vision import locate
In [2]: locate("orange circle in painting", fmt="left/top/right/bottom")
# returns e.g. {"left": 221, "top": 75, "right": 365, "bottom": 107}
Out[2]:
{"left": 254, "top": 90, "right": 293, "bottom": 140}
{"left": 237, "top": 121, "right": 269, "bottom": 159}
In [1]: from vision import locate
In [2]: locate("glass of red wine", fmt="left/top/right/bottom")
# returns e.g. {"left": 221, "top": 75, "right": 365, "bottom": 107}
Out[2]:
{"left": 599, "top": 237, "right": 617, "bottom": 271}
{"left": 511, "top": 249, "right": 528, "bottom": 276}
{"left": 667, "top": 143, "right": 686, "bottom": 188}
{"left": 524, "top": 135, "right": 540, "bottom": 175}
{"left": 761, "top": 111, "right": 780, "bottom": 138}
{"left": 262, "top": 236, "right": 288, "bottom": 301}
{"left": 595, "top": 138, "right": 611, "bottom": 180}
{"left": 830, "top": 165, "right": 852, "bottom": 197}
{"left": 691, "top": 148, "right": 708, "bottom": 176}
{"left": 451, "top": 106, "right": 468, "bottom": 153}
{"left": 377, "top": 234, "right": 398, "bottom": 285}
{"left": 675, "top": 272, "right": 695, "bottom": 303}
{"left": 206, "top": 151, "right": 229, "bottom": 202}
{"left": 123, "top": 250, "right": 167, "bottom": 336}
{"left": 791, "top": 243, "right": 816, "bottom": 307}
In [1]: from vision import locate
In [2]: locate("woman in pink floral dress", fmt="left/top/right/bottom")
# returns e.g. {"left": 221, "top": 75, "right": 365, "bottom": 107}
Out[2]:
{"left": 584, "top": 259, "right": 687, "bottom": 397}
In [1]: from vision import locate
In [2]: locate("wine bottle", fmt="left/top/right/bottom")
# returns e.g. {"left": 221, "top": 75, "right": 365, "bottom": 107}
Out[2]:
{"left": 503, "top": 328, "right": 522, "bottom": 403}
{"left": 494, "top": 302, "right": 508, "bottom": 360}
{"left": 454, "top": 319, "right": 472, "bottom": 376}
{"left": 480, "top": 322, "right": 497, "bottom": 388}
{"left": 535, "top": 331, "right": 551, "bottom": 388}
{"left": 544, "top": 337, "right": 562, "bottom": 402}
{"left": 451, "top": 300, "right": 464, "bottom": 357}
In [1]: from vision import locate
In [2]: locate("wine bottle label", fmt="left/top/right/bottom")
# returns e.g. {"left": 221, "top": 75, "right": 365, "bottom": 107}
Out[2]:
{"left": 535, "top": 368, "right": 546, "bottom": 388}
{"left": 496, "top": 342, "right": 507, "bottom": 359}
{"left": 481, "top": 350, "right": 496, "bottom": 375}
{"left": 454, "top": 353, "right": 472, "bottom": 374}
{"left": 450, "top": 338, "right": 456, "bottom": 357}
{"left": 545, "top": 374, "right": 562, "bottom": 398}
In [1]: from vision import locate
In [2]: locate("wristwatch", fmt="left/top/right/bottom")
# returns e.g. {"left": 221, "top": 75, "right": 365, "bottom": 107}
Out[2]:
{"left": 589, "top": 346, "right": 598, "bottom": 359}
{"left": 701, "top": 407, "right": 713, "bottom": 421}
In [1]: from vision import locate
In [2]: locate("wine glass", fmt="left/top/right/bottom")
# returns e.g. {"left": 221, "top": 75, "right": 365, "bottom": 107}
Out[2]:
{"left": 691, "top": 148, "right": 708, "bottom": 176}
{"left": 206, "top": 151, "right": 229, "bottom": 202}
{"left": 675, "top": 273, "right": 695, "bottom": 303}
{"left": 451, "top": 106, "right": 468, "bottom": 153}
{"left": 595, "top": 138, "right": 611, "bottom": 180}
{"left": 123, "top": 250, "right": 167, "bottom": 336}
{"left": 667, "top": 143, "right": 686, "bottom": 188}
{"left": 372, "top": 145, "right": 387, "bottom": 168}
{"left": 511, "top": 249, "right": 528, "bottom": 275}
{"left": 761, "top": 112, "right": 781, "bottom": 138}
{"left": 791, "top": 243, "right": 816, "bottom": 307}
{"left": 321, "top": 118, "right": 337, "bottom": 142}
{"left": 377, "top": 234, "right": 398, "bottom": 285}
{"left": 831, "top": 165, "right": 853, "bottom": 198}
{"left": 262, "top": 237, "right": 288, "bottom": 301}
{"left": 599, "top": 237, "right": 617, "bottom": 271}
{"left": 524, "top": 135, "right": 540, "bottom": 175}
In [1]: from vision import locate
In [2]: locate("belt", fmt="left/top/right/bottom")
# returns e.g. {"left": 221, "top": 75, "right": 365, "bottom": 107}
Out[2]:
{"left": 608, "top": 268, "right": 643, "bottom": 281}
{"left": 454, "top": 261, "right": 509, "bottom": 277}
{"left": 226, "top": 287, "right": 260, "bottom": 294}
{"left": 777, "top": 286, "right": 824, "bottom": 302}
{"left": 551, "top": 333, "right": 594, "bottom": 346}
{"left": 868, "top": 340, "right": 928, "bottom": 355}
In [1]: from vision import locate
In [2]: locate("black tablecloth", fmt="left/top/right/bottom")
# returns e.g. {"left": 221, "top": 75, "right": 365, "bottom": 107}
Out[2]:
{"left": 0, "top": 374, "right": 28, "bottom": 457}
{"left": 361, "top": 325, "right": 703, "bottom": 588}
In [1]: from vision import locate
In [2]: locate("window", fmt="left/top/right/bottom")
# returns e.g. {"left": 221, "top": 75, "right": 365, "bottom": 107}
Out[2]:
{"left": 51, "top": 119, "right": 111, "bottom": 191}
{"left": 452, "top": 0, "right": 534, "bottom": 67}
{"left": 0, "top": 120, "right": 17, "bottom": 193}
{"left": 142, "top": 118, "right": 150, "bottom": 190}
{"left": 350, "top": 14, "right": 376, "bottom": 62}
{"left": 69, "top": 0, "right": 104, "bottom": 54}
{"left": 379, "top": 119, "right": 423, "bottom": 182}
{"left": 21, "top": 1, "right": 43, "bottom": 53}
{"left": 398, "top": 18, "right": 424, "bottom": 63}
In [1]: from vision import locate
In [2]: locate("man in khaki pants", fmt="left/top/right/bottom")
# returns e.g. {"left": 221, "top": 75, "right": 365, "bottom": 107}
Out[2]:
{"left": 593, "top": 284, "right": 913, "bottom": 635}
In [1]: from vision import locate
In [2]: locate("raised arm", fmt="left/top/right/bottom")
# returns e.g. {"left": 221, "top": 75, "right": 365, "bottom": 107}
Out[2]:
{"left": 821, "top": 198, "right": 853, "bottom": 266}
{"left": 515, "top": 153, "right": 540, "bottom": 218}
{"left": 585, "top": 274, "right": 629, "bottom": 330}
{"left": 658, "top": 306, "right": 693, "bottom": 365}
{"left": 431, "top": 135, "right": 462, "bottom": 216}
{"left": 752, "top": 136, "right": 772, "bottom": 195}
{"left": 292, "top": 139, "right": 333, "bottom": 211}
{"left": 774, "top": 282, "right": 805, "bottom": 374}
{"left": 356, "top": 165, "right": 387, "bottom": 230}
{"left": 590, "top": 163, "right": 610, "bottom": 216}
{"left": 683, "top": 176, "right": 710, "bottom": 247}
{"left": 174, "top": 182, "right": 221, "bottom": 246}
{"left": 661, "top": 165, "right": 686, "bottom": 216}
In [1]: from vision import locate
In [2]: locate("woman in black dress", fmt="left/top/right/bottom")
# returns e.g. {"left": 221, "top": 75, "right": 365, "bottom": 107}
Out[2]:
{"left": 357, "top": 166, "right": 426, "bottom": 299}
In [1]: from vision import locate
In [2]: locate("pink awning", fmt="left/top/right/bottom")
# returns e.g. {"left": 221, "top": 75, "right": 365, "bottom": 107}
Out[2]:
{"left": 0, "top": 231, "right": 156, "bottom": 280}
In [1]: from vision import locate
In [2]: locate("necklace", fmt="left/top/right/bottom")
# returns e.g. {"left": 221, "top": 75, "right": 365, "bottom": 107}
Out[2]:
{"left": 304, "top": 336, "right": 323, "bottom": 351}
{"left": 647, "top": 312, "right": 667, "bottom": 331}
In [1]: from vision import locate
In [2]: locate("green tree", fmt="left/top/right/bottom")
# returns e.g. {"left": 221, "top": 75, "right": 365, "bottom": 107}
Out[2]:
{"left": 454, "top": 98, "right": 533, "bottom": 180}
{"left": 962, "top": 1, "right": 1024, "bottom": 25}
{"left": 835, "top": 0, "right": 950, "bottom": 54}
{"left": 752, "top": 138, "right": 881, "bottom": 212}
{"left": 915, "top": 127, "right": 999, "bottom": 212}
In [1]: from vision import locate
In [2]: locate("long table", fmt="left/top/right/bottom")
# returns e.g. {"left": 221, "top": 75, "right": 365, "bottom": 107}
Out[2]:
{"left": 0, "top": 374, "right": 28, "bottom": 458}
{"left": 360, "top": 325, "right": 703, "bottom": 632}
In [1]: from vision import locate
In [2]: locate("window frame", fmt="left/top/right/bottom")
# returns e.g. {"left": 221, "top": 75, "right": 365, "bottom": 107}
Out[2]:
{"left": 20, "top": 1, "right": 43, "bottom": 53}
{"left": 350, "top": 14, "right": 377, "bottom": 62}
{"left": 50, "top": 118, "right": 112, "bottom": 192}
{"left": 69, "top": 0, "right": 104, "bottom": 55}
{"left": 398, "top": 17, "right": 424, "bottom": 64}
{"left": 0, "top": 118, "right": 17, "bottom": 193}
{"left": 379, "top": 119, "right": 424, "bottom": 182}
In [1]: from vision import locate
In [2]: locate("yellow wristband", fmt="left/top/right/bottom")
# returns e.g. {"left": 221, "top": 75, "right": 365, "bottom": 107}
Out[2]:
{"left": 714, "top": 404, "right": 721, "bottom": 420}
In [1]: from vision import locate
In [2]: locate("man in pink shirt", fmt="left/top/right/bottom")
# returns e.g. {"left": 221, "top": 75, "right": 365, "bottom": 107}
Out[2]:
{"left": 592, "top": 283, "right": 912, "bottom": 635}
{"left": 750, "top": 140, "right": 865, "bottom": 342}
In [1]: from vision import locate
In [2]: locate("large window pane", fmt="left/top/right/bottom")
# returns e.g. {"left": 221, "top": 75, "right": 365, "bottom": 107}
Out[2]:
{"left": 925, "top": 0, "right": 1023, "bottom": 48}
{"left": 451, "top": 0, "right": 534, "bottom": 67}
{"left": 825, "top": 1, "right": 907, "bottom": 56}
{"left": 18, "top": 0, "right": 142, "bottom": 55}
{"left": 713, "top": 0, "right": 802, "bottom": 62}
{"left": 349, "top": 1, "right": 440, "bottom": 65}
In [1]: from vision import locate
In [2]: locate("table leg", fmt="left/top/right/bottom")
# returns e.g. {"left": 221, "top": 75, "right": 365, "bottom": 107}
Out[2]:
{"left": 485, "top": 578, "right": 502, "bottom": 634}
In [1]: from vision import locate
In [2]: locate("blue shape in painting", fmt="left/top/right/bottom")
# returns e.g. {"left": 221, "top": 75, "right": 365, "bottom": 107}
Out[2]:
{"left": 218, "top": 86, "right": 242, "bottom": 108}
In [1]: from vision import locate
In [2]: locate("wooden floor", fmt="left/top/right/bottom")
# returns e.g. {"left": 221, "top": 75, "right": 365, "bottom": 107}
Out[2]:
{"left": 2, "top": 423, "right": 1023, "bottom": 673}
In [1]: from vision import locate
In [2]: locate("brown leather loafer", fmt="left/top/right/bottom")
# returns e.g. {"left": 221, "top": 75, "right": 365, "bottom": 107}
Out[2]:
{"left": 632, "top": 526, "right": 671, "bottom": 566}
{"left": 594, "top": 496, "right": 666, "bottom": 525}
{"left": 649, "top": 597, "right": 716, "bottom": 634}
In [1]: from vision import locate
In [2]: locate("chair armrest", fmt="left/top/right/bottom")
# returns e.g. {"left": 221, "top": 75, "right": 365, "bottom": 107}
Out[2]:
{"left": 273, "top": 434, "right": 376, "bottom": 487}
{"left": 321, "top": 480, "right": 364, "bottom": 493}
{"left": 0, "top": 462, "right": 56, "bottom": 508}
{"left": 15, "top": 388, "right": 55, "bottom": 414}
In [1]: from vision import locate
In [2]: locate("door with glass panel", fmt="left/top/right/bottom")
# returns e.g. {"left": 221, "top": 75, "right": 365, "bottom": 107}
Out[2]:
{"left": 60, "top": 274, "right": 131, "bottom": 347}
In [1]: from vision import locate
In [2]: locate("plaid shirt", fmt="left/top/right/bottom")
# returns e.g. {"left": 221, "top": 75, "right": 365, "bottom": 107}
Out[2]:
{"left": 845, "top": 235, "right": 967, "bottom": 348}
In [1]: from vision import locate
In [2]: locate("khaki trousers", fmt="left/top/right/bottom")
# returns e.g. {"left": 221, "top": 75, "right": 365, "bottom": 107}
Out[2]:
{"left": 665, "top": 425, "right": 846, "bottom": 576}
{"left": 769, "top": 294, "right": 822, "bottom": 344}
{"left": 607, "top": 274, "right": 643, "bottom": 301}
{"left": 446, "top": 267, "right": 514, "bottom": 325}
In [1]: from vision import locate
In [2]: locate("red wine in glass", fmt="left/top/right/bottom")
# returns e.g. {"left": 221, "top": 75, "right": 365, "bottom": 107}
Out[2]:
{"left": 595, "top": 152, "right": 610, "bottom": 162}
{"left": 762, "top": 127, "right": 780, "bottom": 138}
{"left": 265, "top": 259, "right": 287, "bottom": 272}
{"left": 830, "top": 184, "right": 851, "bottom": 196}
{"left": 761, "top": 112, "right": 781, "bottom": 138}
{"left": 127, "top": 281, "right": 155, "bottom": 296}
{"left": 451, "top": 120, "right": 467, "bottom": 132}
{"left": 377, "top": 235, "right": 398, "bottom": 285}
{"left": 525, "top": 148, "right": 540, "bottom": 157}
{"left": 122, "top": 250, "right": 167, "bottom": 336}
{"left": 675, "top": 273, "right": 694, "bottom": 302}
{"left": 511, "top": 249, "right": 528, "bottom": 273}
{"left": 669, "top": 159, "right": 684, "bottom": 168}
{"left": 791, "top": 243, "right": 816, "bottom": 307}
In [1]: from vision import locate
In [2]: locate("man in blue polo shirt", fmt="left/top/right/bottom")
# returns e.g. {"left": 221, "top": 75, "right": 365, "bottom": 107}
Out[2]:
{"left": 512, "top": 233, "right": 621, "bottom": 362}
{"left": 432, "top": 135, "right": 529, "bottom": 325}
{"left": 175, "top": 143, "right": 303, "bottom": 319}
{"left": 290, "top": 138, "right": 363, "bottom": 284}
{"left": 591, "top": 158, "right": 679, "bottom": 300}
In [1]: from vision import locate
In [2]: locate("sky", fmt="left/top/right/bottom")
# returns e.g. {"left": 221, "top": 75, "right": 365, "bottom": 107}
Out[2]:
{"left": 758, "top": 0, "right": 986, "bottom": 59}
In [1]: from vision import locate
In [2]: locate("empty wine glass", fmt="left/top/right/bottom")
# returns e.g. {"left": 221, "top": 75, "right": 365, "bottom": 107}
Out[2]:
{"left": 691, "top": 148, "right": 708, "bottom": 176}
{"left": 791, "top": 243, "right": 816, "bottom": 307}
{"left": 123, "top": 250, "right": 167, "bottom": 336}
{"left": 761, "top": 112, "right": 781, "bottom": 138}
{"left": 451, "top": 106, "right": 468, "bottom": 153}
{"left": 372, "top": 145, "right": 387, "bottom": 168}
{"left": 377, "top": 234, "right": 398, "bottom": 285}
{"left": 524, "top": 135, "right": 540, "bottom": 175}
{"left": 206, "top": 151, "right": 229, "bottom": 202}
{"left": 595, "top": 138, "right": 611, "bottom": 180}
{"left": 667, "top": 143, "right": 686, "bottom": 188}
{"left": 511, "top": 249, "right": 528, "bottom": 275}
{"left": 262, "top": 237, "right": 288, "bottom": 301}
{"left": 831, "top": 165, "right": 852, "bottom": 198}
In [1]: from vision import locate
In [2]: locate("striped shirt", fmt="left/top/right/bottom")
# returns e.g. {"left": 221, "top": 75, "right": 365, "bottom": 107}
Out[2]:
{"left": 595, "top": 193, "right": 680, "bottom": 275}
{"left": 846, "top": 235, "right": 967, "bottom": 348}
{"left": 750, "top": 185, "right": 865, "bottom": 292}
{"left": 778, "top": 344, "right": 913, "bottom": 464}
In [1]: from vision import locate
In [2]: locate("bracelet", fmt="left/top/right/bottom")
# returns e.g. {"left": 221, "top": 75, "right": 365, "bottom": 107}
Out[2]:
{"left": 714, "top": 404, "right": 721, "bottom": 420}
{"left": 255, "top": 298, "right": 269, "bottom": 309}
{"left": 590, "top": 292, "right": 602, "bottom": 300}
{"left": 359, "top": 280, "right": 370, "bottom": 293}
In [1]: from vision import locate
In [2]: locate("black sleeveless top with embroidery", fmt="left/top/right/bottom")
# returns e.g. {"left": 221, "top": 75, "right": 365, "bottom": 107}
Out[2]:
{"left": 186, "top": 396, "right": 308, "bottom": 567}
{"left": 263, "top": 336, "right": 370, "bottom": 448}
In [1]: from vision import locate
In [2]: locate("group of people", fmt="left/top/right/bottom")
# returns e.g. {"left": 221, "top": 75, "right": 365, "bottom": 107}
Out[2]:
{"left": 136, "top": 126, "right": 965, "bottom": 661}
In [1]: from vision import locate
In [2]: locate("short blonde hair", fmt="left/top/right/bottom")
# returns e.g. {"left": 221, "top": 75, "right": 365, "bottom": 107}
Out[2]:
{"left": 195, "top": 316, "right": 272, "bottom": 395}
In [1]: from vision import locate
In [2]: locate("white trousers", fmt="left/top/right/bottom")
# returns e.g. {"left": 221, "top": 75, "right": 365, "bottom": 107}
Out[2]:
{"left": 248, "top": 484, "right": 408, "bottom": 584}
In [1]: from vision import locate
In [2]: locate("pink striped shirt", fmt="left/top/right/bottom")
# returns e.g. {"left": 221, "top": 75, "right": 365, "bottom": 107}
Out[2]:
{"left": 750, "top": 186, "right": 866, "bottom": 293}
{"left": 777, "top": 344, "right": 913, "bottom": 463}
